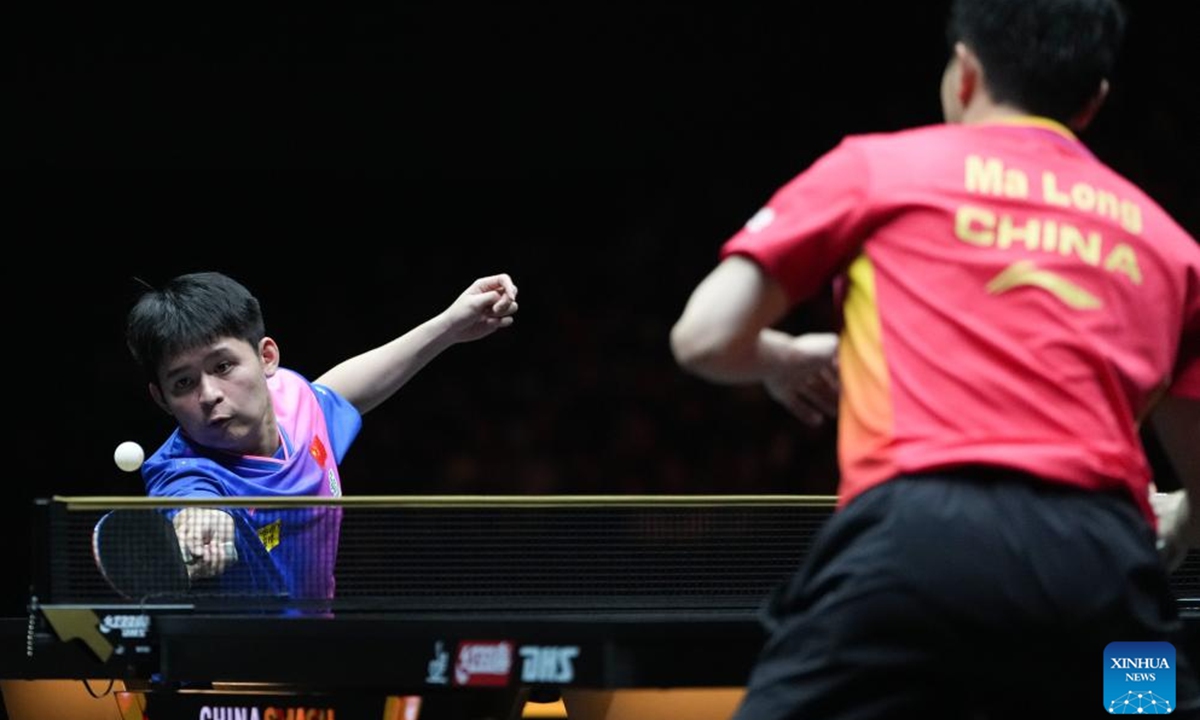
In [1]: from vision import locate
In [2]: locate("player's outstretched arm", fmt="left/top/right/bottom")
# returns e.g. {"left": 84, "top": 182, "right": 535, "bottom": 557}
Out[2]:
{"left": 1150, "top": 394, "right": 1200, "bottom": 571}
{"left": 316, "top": 273, "right": 519, "bottom": 415}
{"left": 670, "top": 256, "right": 838, "bottom": 426}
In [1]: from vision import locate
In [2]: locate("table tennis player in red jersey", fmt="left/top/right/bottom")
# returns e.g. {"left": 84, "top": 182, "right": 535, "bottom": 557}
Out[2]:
{"left": 671, "top": 0, "right": 1200, "bottom": 716}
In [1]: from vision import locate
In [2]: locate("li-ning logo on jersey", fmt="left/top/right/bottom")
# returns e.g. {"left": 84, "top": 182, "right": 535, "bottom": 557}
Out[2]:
{"left": 987, "top": 260, "right": 1101, "bottom": 310}
{"left": 1104, "top": 641, "right": 1176, "bottom": 714}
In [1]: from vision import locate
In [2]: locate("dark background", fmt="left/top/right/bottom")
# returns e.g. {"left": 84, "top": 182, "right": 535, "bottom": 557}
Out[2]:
{"left": 8, "top": 2, "right": 1197, "bottom": 614}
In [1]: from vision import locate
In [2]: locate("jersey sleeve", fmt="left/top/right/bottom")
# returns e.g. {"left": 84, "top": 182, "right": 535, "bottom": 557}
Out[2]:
{"left": 311, "top": 383, "right": 363, "bottom": 463}
{"left": 142, "top": 437, "right": 225, "bottom": 499}
{"left": 720, "top": 137, "right": 875, "bottom": 304}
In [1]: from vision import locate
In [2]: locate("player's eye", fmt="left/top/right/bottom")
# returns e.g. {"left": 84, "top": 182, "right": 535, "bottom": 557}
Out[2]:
{"left": 172, "top": 377, "right": 195, "bottom": 393}
{"left": 214, "top": 360, "right": 234, "bottom": 375}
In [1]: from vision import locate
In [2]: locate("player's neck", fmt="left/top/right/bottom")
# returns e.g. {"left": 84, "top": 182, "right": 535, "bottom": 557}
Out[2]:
{"left": 959, "top": 100, "right": 1029, "bottom": 126}
{"left": 237, "top": 413, "right": 283, "bottom": 459}
{"left": 259, "top": 415, "right": 283, "bottom": 458}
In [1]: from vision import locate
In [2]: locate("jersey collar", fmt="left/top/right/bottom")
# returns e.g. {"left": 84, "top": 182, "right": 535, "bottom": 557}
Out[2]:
{"left": 986, "top": 115, "right": 1077, "bottom": 141}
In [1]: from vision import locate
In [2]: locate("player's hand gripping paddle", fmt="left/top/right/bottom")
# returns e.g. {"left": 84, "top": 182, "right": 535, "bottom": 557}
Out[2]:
{"left": 172, "top": 507, "right": 240, "bottom": 580}
{"left": 92, "top": 509, "right": 191, "bottom": 599}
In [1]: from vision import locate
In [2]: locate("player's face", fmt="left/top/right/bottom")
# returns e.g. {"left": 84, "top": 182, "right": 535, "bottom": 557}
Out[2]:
{"left": 151, "top": 336, "right": 280, "bottom": 457}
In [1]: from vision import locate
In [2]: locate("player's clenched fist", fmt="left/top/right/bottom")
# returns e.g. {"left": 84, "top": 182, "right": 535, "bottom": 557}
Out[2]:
{"left": 442, "top": 273, "right": 519, "bottom": 343}
{"left": 173, "top": 507, "right": 236, "bottom": 579}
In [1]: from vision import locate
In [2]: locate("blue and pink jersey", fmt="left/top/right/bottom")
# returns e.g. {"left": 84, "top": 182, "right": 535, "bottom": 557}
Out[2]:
{"left": 142, "top": 368, "right": 362, "bottom": 600}
{"left": 721, "top": 118, "right": 1200, "bottom": 524}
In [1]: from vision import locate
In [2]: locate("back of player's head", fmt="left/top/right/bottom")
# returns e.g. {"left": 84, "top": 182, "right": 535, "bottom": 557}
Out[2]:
{"left": 126, "top": 271, "right": 266, "bottom": 384}
{"left": 946, "top": 0, "right": 1126, "bottom": 124}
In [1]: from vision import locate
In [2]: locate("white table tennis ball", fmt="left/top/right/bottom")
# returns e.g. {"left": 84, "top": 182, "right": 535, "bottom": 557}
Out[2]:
{"left": 113, "top": 441, "right": 145, "bottom": 472}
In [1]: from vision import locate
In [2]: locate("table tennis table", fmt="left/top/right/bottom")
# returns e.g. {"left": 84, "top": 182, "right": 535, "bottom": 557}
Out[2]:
{"left": 4, "top": 495, "right": 1198, "bottom": 719}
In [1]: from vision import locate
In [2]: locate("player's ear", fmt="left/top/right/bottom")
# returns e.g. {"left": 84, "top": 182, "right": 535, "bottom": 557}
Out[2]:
{"left": 1069, "top": 78, "right": 1109, "bottom": 132}
{"left": 259, "top": 337, "right": 280, "bottom": 377}
{"left": 148, "top": 383, "right": 171, "bottom": 415}
{"left": 954, "top": 42, "right": 981, "bottom": 109}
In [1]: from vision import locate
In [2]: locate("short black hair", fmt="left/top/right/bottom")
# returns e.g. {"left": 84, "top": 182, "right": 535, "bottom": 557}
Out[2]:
{"left": 946, "top": 0, "right": 1126, "bottom": 124}
{"left": 126, "top": 271, "right": 266, "bottom": 384}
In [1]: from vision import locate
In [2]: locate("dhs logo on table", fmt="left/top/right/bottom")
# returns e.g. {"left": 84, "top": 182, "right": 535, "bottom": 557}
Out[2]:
{"left": 1104, "top": 641, "right": 1175, "bottom": 714}
{"left": 520, "top": 645, "right": 580, "bottom": 684}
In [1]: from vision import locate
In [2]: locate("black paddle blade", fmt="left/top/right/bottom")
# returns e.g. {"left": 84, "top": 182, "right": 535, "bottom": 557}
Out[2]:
{"left": 92, "top": 509, "right": 190, "bottom": 599}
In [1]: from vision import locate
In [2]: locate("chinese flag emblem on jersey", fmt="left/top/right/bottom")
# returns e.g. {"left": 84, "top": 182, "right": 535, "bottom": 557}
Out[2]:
{"left": 309, "top": 435, "right": 328, "bottom": 467}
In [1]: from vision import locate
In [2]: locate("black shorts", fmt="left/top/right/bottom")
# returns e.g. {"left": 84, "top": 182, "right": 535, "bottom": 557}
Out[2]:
{"left": 731, "top": 470, "right": 1200, "bottom": 720}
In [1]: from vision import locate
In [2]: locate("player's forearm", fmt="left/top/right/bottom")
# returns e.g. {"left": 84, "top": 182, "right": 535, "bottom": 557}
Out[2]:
{"left": 673, "top": 325, "right": 801, "bottom": 384}
{"left": 315, "top": 313, "right": 458, "bottom": 415}
{"left": 670, "top": 255, "right": 792, "bottom": 383}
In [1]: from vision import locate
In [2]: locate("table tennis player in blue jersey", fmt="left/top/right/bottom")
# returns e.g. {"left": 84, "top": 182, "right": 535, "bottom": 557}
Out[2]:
{"left": 125, "top": 270, "right": 519, "bottom": 601}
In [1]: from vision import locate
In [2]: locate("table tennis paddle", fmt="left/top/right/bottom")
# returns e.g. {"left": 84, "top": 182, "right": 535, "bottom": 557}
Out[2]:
{"left": 188, "top": 509, "right": 287, "bottom": 600}
{"left": 91, "top": 509, "right": 191, "bottom": 599}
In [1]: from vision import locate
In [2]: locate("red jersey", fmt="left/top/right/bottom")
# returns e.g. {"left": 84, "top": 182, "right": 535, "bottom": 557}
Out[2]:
{"left": 721, "top": 117, "right": 1200, "bottom": 522}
